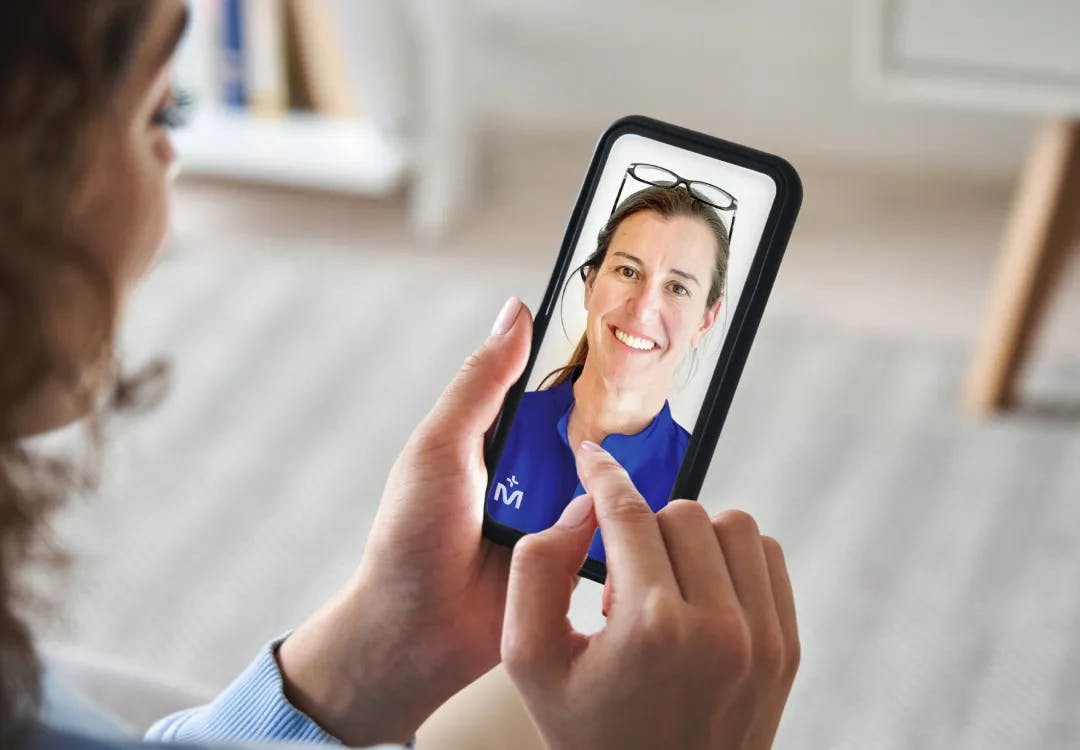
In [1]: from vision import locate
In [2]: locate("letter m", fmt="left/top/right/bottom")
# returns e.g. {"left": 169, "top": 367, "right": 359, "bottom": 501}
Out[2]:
{"left": 494, "top": 482, "right": 524, "bottom": 509}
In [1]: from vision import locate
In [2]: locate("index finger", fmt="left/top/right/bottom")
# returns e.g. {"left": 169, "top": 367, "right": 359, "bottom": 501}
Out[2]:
{"left": 575, "top": 441, "right": 678, "bottom": 595}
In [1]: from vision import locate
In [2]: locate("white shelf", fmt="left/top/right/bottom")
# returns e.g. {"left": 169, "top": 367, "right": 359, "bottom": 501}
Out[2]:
{"left": 173, "top": 110, "right": 411, "bottom": 195}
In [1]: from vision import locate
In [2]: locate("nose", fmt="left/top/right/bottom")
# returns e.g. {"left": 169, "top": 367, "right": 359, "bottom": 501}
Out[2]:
{"left": 624, "top": 280, "right": 663, "bottom": 321}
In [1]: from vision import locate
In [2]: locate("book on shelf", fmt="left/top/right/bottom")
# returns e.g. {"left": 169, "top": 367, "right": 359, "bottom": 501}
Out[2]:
{"left": 322, "top": 0, "right": 413, "bottom": 136}
{"left": 285, "top": 0, "right": 360, "bottom": 117}
{"left": 221, "top": 0, "right": 245, "bottom": 108}
{"left": 244, "top": 0, "right": 288, "bottom": 115}
{"left": 174, "top": 0, "right": 361, "bottom": 119}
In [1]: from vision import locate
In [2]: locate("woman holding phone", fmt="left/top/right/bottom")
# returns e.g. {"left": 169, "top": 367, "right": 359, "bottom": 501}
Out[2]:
{"left": 488, "top": 184, "right": 730, "bottom": 560}
{"left": 1, "top": 2, "right": 798, "bottom": 748}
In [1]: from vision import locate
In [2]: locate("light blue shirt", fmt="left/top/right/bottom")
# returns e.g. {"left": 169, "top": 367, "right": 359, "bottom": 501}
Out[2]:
{"left": 25, "top": 636, "right": 409, "bottom": 750}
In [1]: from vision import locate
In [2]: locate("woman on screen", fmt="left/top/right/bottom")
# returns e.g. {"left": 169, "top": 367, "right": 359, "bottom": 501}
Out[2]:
{"left": 488, "top": 183, "right": 731, "bottom": 561}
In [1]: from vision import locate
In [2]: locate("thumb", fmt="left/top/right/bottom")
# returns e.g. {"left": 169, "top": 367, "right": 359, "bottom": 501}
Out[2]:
{"left": 422, "top": 297, "right": 533, "bottom": 440}
{"left": 502, "top": 494, "right": 596, "bottom": 684}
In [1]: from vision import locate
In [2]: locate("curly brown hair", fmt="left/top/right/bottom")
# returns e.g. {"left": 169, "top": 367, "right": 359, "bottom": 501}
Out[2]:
{"left": 543, "top": 184, "right": 731, "bottom": 390}
{"left": 0, "top": 1, "right": 153, "bottom": 740}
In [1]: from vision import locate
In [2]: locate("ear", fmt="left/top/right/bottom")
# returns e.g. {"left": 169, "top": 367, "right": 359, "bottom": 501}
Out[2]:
{"left": 691, "top": 298, "right": 722, "bottom": 348}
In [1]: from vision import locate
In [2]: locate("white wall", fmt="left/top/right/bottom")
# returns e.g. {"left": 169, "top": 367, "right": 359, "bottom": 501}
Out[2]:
{"left": 469, "top": 0, "right": 1038, "bottom": 179}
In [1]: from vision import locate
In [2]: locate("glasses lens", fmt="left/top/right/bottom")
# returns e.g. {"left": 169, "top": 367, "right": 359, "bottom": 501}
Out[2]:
{"left": 688, "top": 181, "right": 736, "bottom": 210}
{"left": 631, "top": 164, "right": 679, "bottom": 187}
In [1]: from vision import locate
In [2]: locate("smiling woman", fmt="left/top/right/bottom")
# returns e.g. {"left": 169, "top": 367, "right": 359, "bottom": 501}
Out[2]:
{"left": 486, "top": 184, "right": 730, "bottom": 562}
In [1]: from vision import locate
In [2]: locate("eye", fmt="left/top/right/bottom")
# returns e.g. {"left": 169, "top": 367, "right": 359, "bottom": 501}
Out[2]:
{"left": 614, "top": 265, "right": 639, "bottom": 280}
{"left": 669, "top": 282, "right": 690, "bottom": 297}
{"left": 152, "top": 86, "right": 194, "bottom": 130}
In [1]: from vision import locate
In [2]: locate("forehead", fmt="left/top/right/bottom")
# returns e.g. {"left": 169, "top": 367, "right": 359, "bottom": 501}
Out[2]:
{"left": 607, "top": 210, "right": 717, "bottom": 270}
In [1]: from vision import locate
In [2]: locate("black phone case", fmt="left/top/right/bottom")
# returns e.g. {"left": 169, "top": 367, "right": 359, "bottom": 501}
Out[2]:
{"left": 482, "top": 115, "right": 802, "bottom": 584}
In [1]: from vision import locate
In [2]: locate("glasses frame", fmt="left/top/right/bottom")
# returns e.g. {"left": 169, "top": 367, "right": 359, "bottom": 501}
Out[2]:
{"left": 611, "top": 162, "right": 739, "bottom": 242}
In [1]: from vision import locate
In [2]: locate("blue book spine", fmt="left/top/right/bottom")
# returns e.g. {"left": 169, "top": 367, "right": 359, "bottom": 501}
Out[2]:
{"left": 222, "top": 0, "right": 246, "bottom": 108}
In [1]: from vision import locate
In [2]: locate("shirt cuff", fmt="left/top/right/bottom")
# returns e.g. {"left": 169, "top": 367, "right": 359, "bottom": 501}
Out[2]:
{"left": 144, "top": 633, "right": 340, "bottom": 745}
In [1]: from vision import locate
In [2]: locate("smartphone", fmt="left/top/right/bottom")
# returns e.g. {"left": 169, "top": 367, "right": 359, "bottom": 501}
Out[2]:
{"left": 482, "top": 115, "right": 802, "bottom": 583}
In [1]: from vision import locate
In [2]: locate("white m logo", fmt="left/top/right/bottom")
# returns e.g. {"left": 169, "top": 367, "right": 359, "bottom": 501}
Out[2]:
{"left": 493, "top": 482, "right": 524, "bottom": 510}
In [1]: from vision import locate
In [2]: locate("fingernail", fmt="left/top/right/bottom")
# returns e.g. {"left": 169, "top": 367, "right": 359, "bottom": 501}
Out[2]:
{"left": 491, "top": 296, "right": 522, "bottom": 336}
{"left": 555, "top": 494, "right": 593, "bottom": 528}
{"left": 578, "top": 440, "right": 604, "bottom": 455}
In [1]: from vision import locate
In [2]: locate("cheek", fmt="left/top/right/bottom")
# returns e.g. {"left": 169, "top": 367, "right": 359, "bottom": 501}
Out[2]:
{"left": 130, "top": 133, "right": 173, "bottom": 266}
{"left": 585, "top": 282, "right": 620, "bottom": 340}
{"left": 663, "top": 305, "right": 700, "bottom": 349}
{"left": 131, "top": 158, "right": 171, "bottom": 276}
{"left": 98, "top": 132, "right": 173, "bottom": 296}
{"left": 586, "top": 278, "right": 619, "bottom": 317}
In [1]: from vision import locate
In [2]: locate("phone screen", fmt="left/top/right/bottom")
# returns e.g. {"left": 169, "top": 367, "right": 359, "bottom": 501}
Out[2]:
{"left": 485, "top": 124, "right": 790, "bottom": 570}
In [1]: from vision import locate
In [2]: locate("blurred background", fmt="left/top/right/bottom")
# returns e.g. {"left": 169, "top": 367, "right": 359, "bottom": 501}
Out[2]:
{"left": 34, "top": 1, "right": 1080, "bottom": 748}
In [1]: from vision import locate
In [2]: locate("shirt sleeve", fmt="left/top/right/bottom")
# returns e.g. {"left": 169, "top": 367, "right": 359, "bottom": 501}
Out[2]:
{"left": 143, "top": 635, "right": 344, "bottom": 746}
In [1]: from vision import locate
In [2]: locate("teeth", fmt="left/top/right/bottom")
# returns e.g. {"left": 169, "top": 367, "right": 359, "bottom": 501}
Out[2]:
{"left": 614, "top": 327, "right": 656, "bottom": 351}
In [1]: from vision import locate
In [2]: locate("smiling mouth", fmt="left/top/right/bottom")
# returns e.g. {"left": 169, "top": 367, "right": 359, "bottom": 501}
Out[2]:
{"left": 611, "top": 326, "right": 658, "bottom": 352}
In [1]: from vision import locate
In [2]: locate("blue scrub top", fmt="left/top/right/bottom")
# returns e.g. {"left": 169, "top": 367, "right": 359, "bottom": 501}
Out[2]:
{"left": 487, "top": 375, "right": 691, "bottom": 562}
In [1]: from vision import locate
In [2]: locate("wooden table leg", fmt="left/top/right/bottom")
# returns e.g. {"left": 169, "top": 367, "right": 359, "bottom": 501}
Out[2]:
{"left": 963, "top": 118, "right": 1080, "bottom": 416}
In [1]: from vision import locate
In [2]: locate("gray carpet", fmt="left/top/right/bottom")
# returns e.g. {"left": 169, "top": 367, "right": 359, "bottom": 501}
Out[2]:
{"left": 34, "top": 241, "right": 1080, "bottom": 749}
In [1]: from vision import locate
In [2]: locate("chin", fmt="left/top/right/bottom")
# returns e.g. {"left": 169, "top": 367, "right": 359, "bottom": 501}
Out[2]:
{"left": 600, "top": 363, "right": 660, "bottom": 393}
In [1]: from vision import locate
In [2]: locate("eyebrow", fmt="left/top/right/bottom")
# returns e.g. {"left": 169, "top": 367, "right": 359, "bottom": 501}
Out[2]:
{"left": 154, "top": 5, "right": 191, "bottom": 70}
{"left": 611, "top": 251, "right": 702, "bottom": 288}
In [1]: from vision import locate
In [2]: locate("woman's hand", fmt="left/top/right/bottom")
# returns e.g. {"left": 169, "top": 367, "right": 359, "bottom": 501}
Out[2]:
{"left": 278, "top": 297, "right": 533, "bottom": 746}
{"left": 502, "top": 442, "right": 800, "bottom": 750}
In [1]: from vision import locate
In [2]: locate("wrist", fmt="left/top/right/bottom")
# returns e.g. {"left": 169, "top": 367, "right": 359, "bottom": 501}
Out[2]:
{"left": 276, "top": 583, "right": 460, "bottom": 746}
